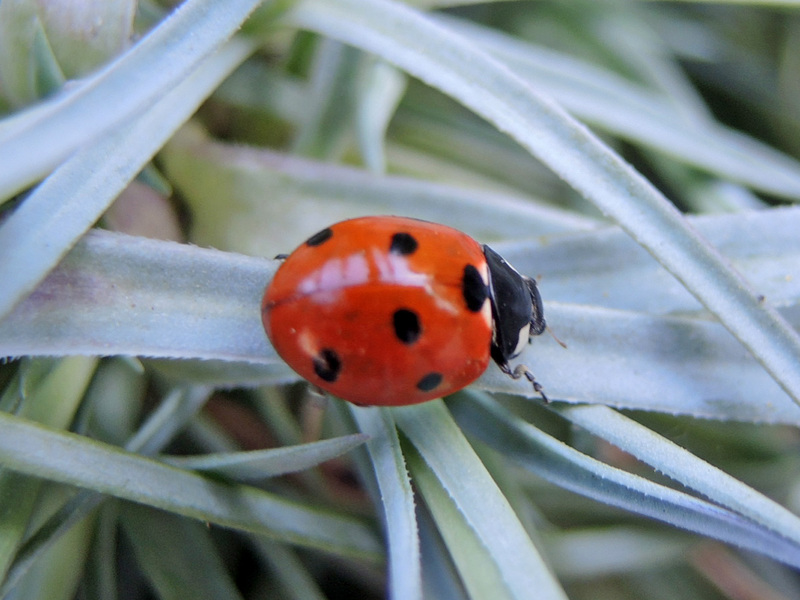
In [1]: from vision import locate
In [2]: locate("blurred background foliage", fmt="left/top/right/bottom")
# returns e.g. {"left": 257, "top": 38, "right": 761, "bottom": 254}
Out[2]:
{"left": 1, "top": 0, "right": 800, "bottom": 599}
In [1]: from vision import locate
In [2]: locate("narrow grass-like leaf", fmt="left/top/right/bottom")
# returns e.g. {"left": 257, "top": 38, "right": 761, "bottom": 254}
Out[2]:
{"left": 0, "top": 357, "right": 96, "bottom": 583}
{"left": 15, "top": 357, "right": 97, "bottom": 426}
{"left": 286, "top": 0, "right": 800, "bottom": 407}
{"left": 547, "top": 528, "right": 690, "bottom": 580}
{"left": 161, "top": 126, "right": 597, "bottom": 256}
{"left": 38, "top": 1, "right": 135, "bottom": 81}
{"left": 350, "top": 406, "right": 421, "bottom": 600}
{"left": 0, "top": 470, "right": 48, "bottom": 585}
{"left": 435, "top": 15, "right": 800, "bottom": 198}
{"left": 83, "top": 504, "right": 119, "bottom": 600}
{"left": 395, "top": 401, "right": 569, "bottom": 600}
{"left": 416, "top": 504, "right": 469, "bottom": 600}
{"left": 406, "top": 445, "right": 515, "bottom": 600}
{"left": 121, "top": 504, "right": 243, "bottom": 600}
{"left": 10, "top": 505, "right": 94, "bottom": 600}
{"left": 0, "top": 0, "right": 265, "bottom": 198}
{"left": 501, "top": 206, "right": 800, "bottom": 315}
{"left": 146, "top": 359, "right": 297, "bottom": 389}
{"left": 252, "top": 540, "right": 328, "bottom": 600}
{"left": 83, "top": 357, "right": 146, "bottom": 446}
{"left": 388, "top": 93, "right": 564, "bottom": 198}
{"left": 595, "top": 9, "right": 713, "bottom": 123}
{"left": 292, "top": 41, "right": 360, "bottom": 158}
{"left": 213, "top": 60, "right": 308, "bottom": 123}
{"left": 0, "top": 230, "right": 277, "bottom": 362}
{"left": 0, "top": 386, "right": 212, "bottom": 596}
{"left": 164, "top": 434, "right": 368, "bottom": 481}
{"left": 555, "top": 405, "right": 800, "bottom": 546}
{"left": 0, "top": 5, "right": 65, "bottom": 106}
{"left": 354, "top": 58, "right": 406, "bottom": 172}
{"left": 449, "top": 392, "right": 800, "bottom": 568}
{"left": 486, "top": 303, "right": 799, "bottom": 424}
{"left": 124, "top": 385, "right": 211, "bottom": 455}
{"left": 0, "top": 37, "right": 254, "bottom": 321}
{"left": 0, "top": 411, "right": 381, "bottom": 559}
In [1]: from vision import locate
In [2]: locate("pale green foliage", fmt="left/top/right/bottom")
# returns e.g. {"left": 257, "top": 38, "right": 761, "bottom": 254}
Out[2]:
{"left": 1, "top": 1, "right": 800, "bottom": 599}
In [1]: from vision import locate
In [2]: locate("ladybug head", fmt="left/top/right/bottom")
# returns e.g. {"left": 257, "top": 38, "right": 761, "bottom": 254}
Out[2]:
{"left": 483, "top": 245, "right": 546, "bottom": 371}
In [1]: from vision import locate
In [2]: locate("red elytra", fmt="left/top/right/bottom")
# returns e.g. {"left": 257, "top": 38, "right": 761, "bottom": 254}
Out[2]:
{"left": 262, "top": 216, "right": 546, "bottom": 406}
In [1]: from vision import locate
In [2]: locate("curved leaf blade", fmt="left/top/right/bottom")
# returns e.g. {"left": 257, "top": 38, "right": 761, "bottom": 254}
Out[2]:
{"left": 0, "top": 411, "right": 381, "bottom": 559}
{"left": 395, "top": 401, "right": 569, "bottom": 600}
{"left": 351, "top": 407, "right": 421, "bottom": 600}
{"left": 449, "top": 392, "right": 800, "bottom": 569}
{"left": 0, "top": 38, "right": 254, "bottom": 321}
{"left": 0, "top": 0, "right": 265, "bottom": 198}
{"left": 164, "top": 434, "right": 368, "bottom": 481}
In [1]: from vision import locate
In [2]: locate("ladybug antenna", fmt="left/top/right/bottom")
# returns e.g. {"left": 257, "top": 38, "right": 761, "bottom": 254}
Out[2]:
{"left": 504, "top": 364, "right": 550, "bottom": 403}
{"left": 547, "top": 325, "right": 567, "bottom": 349}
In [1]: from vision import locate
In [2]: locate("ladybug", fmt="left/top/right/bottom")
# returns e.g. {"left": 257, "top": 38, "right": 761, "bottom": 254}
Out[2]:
{"left": 262, "top": 216, "right": 546, "bottom": 406}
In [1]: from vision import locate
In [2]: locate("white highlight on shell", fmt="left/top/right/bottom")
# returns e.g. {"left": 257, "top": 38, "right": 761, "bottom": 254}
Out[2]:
{"left": 298, "top": 328, "right": 319, "bottom": 358}
{"left": 293, "top": 248, "right": 491, "bottom": 322}
{"left": 477, "top": 261, "right": 492, "bottom": 328}
{"left": 297, "top": 254, "right": 371, "bottom": 296}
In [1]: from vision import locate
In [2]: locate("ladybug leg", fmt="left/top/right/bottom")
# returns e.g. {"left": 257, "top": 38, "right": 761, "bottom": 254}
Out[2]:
{"left": 500, "top": 363, "right": 549, "bottom": 403}
{"left": 273, "top": 253, "right": 289, "bottom": 260}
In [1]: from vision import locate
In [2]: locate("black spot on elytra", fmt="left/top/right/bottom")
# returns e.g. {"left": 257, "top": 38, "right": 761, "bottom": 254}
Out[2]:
{"left": 393, "top": 309, "right": 421, "bottom": 344}
{"left": 416, "top": 372, "right": 443, "bottom": 392}
{"left": 313, "top": 348, "right": 341, "bottom": 382}
{"left": 306, "top": 227, "right": 333, "bottom": 247}
{"left": 390, "top": 232, "right": 418, "bottom": 255}
{"left": 462, "top": 264, "right": 488, "bottom": 312}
